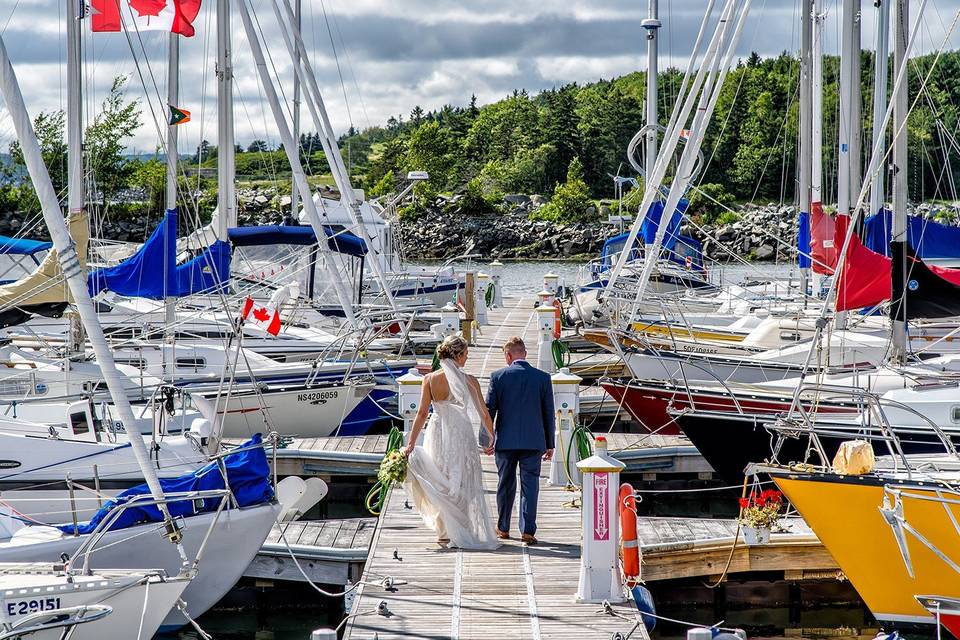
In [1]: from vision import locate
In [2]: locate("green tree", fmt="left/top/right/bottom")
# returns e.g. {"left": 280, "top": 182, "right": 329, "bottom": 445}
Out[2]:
{"left": 405, "top": 121, "right": 455, "bottom": 199}
{"left": 85, "top": 76, "right": 142, "bottom": 203}
{"left": 9, "top": 110, "right": 67, "bottom": 198}
{"left": 532, "top": 157, "right": 594, "bottom": 223}
{"left": 247, "top": 139, "right": 270, "bottom": 153}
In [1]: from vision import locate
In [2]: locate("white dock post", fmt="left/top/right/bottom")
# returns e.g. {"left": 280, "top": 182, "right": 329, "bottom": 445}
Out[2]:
{"left": 549, "top": 367, "right": 583, "bottom": 487}
{"left": 431, "top": 302, "right": 461, "bottom": 339}
{"left": 396, "top": 368, "right": 424, "bottom": 436}
{"left": 576, "top": 436, "right": 627, "bottom": 604}
{"left": 488, "top": 260, "right": 504, "bottom": 307}
{"left": 543, "top": 271, "right": 560, "bottom": 298}
{"left": 536, "top": 304, "right": 557, "bottom": 374}
{"left": 475, "top": 272, "right": 490, "bottom": 325}
{"left": 311, "top": 629, "right": 336, "bottom": 640}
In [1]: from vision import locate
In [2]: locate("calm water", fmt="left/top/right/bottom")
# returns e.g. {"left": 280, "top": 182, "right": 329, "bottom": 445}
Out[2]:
{"left": 159, "top": 261, "right": 884, "bottom": 639}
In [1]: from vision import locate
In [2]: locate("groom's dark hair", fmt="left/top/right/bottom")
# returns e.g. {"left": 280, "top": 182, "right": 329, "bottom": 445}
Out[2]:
{"left": 503, "top": 336, "right": 527, "bottom": 356}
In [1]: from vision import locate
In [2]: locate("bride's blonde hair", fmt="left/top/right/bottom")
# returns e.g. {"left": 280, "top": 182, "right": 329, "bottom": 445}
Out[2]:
{"left": 437, "top": 335, "right": 468, "bottom": 361}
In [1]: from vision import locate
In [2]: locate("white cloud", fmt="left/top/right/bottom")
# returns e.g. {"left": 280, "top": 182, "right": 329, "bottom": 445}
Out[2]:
{"left": 2, "top": 0, "right": 960, "bottom": 153}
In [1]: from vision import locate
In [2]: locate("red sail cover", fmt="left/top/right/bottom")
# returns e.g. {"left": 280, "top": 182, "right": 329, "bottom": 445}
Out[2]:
{"left": 835, "top": 223, "right": 892, "bottom": 312}
{"left": 810, "top": 201, "right": 838, "bottom": 274}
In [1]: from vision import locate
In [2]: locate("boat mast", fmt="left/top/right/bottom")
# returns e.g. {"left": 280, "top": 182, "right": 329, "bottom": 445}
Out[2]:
{"left": 811, "top": 0, "right": 824, "bottom": 234}
{"left": 643, "top": 0, "right": 661, "bottom": 177}
{"left": 237, "top": 0, "right": 361, "bottom": 327}
{"left": 66, "top": 0, "right": 85, "bottom": 355}
{"left": 0, "top": 30, "right": 186, "bottom": 550}
{"left": 290, "top": 0, "right": 301, "bottom": 219}
{"left": 273, "top": 0, "right": 399, "bottom": 313}
{"left": 869, "top": 0, "right": 891, "bottom": 217}
{"left": 164, "top": 33, "right": 179, "bottom": 361}
{"left": 798, "top": 0, "right": 813, "bottom": 297}
{"left": 850, "top": 3, "right": 863, "bottom": 204}
{"left": 216, "top": 0, "right": 235, "bottom": 237}
{"left": 891, "top": 0, "right": 909, "bottom": 360}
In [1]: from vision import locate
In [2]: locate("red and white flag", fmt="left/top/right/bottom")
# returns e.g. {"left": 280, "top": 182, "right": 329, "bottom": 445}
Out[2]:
{"left": 91, "top": 0, "right": 203, "bottom": 37}
{"left": 240, "top": 297, "right": 282, "bottom": 336}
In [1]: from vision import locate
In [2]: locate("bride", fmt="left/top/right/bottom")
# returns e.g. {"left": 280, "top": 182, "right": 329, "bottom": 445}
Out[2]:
{"left": 402, "top": 335, "right": 499, "bottom": 549}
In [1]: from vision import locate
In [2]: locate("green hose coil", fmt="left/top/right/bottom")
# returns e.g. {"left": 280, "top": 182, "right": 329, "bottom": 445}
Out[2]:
{"left": 485, "top": 282, "right": 496, "bottom": 307}
{"left": 552, "top": 339, "right": 571, "bottom": 370}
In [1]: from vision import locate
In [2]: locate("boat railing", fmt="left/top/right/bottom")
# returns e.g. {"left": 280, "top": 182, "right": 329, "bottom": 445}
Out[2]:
{"left": 879, "top": 483, "right": 960, "bottom": 578}
{"left": 71, "top": 488, "right": 233, "bottom": 577}
{"left": 766, "top": 382, "right": 959, "bottom": 477}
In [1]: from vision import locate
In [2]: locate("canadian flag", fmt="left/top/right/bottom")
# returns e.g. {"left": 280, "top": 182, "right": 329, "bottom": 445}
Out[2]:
{"left": 91, "top": 0, "right": 203, "bottom": 37}
{"left": 239, "top": 284, "right": 297, "bottom": 337}
{"left": 240, "top": 297, "right": 281, "bottom": 336}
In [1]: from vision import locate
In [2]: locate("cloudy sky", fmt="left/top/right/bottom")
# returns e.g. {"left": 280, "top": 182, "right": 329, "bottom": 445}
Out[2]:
{"left": 2, "top": 0, "right": 960, "bottom": 153}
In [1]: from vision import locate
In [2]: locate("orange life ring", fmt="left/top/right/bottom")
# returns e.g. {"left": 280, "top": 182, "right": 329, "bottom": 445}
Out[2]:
{"left": 619, "top": 483, "right": 640, "bottom": 586}
{"left": 553, "top": 305, "right": 562, "bottom": 339}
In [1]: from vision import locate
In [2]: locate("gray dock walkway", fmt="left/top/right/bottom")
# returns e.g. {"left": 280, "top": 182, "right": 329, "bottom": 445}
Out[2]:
{"left": 246, "top": 518, "right": 377, "bottom": 586}
{"left": 343, "top": 297, "right": 649, "bottom": 639}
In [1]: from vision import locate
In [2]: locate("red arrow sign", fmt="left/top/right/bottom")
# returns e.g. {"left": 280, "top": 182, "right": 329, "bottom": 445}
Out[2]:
{"left": 594, "top": 472, "right": 609, "bottom": 541}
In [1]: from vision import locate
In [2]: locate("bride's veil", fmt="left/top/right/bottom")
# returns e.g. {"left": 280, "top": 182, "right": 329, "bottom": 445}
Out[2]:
{"left": 439, "top": 358, "right": 482, "bottom": 433}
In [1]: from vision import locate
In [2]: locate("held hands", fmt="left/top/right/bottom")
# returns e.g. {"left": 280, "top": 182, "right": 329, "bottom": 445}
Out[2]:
{"left": 483, "top": 428, "right": 496, "bottom": 456}
{"left": 543, "top": 449, "right": 554, "bottom": 461}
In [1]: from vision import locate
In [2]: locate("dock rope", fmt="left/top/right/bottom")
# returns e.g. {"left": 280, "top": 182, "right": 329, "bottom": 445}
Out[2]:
{"left": 703, "top": 475, "right": 750, "bottom": 589}
{"left": 275, "top": 516, "right": 399, "bottom": 598}
{"left": 365, "top": 427, "right": 406, "bottom": 515}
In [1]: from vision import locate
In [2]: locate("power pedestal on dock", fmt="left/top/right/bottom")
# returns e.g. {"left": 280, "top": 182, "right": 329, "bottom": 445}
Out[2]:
{"left": 396, "top": 368, "right": 424, "bottom": 435}
{"left": 576, "top": 436, "right": 627, "bottom": 604}
{"left": 536, "top": 304, "right": 557, "bottom": 374}
{"left": 549, "top": 367, "right": 583, "bottom": 487}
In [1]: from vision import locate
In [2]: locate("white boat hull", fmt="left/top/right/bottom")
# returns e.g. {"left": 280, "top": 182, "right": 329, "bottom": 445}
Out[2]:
{"left": 0, "top": 502, "right": 281, "bottom": 630}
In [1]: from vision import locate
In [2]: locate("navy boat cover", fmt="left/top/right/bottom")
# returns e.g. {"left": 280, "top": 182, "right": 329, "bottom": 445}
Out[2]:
{"left": 60, "top": 434, "right": 273, "bottom": 535}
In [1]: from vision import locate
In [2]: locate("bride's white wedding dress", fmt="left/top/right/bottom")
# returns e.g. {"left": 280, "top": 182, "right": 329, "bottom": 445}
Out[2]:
{"left": 404, "top": 359, "right": 499, "bottom": 550}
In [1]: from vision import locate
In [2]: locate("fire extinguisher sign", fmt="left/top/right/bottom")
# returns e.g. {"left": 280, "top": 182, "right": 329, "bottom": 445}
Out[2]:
{"left": 593, "top": 472, "right": 609, "bottom": 541}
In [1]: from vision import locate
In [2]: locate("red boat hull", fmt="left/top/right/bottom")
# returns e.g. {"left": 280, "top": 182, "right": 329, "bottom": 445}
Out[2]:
{"left": 600, "top": 380, "right": 860, "bottom": 436}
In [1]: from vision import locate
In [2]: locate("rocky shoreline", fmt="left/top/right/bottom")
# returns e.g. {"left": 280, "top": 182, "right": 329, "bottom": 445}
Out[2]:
{"left": 8, "top": 185, "right": 952, "bottom": 261}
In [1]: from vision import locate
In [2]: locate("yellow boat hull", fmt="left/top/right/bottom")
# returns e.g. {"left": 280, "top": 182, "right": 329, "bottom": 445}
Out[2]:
{"left": 774, "top": 472, "right": 960, "bottom": 625}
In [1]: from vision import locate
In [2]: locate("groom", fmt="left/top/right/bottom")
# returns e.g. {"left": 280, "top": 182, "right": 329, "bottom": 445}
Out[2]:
{"left": 485, "top": 336, "right": 555, "bottom": 544}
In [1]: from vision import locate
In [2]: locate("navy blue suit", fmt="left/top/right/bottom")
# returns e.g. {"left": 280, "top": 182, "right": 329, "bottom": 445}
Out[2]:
{"left": 485, "top": 360, "right": 555, "bottom": 536}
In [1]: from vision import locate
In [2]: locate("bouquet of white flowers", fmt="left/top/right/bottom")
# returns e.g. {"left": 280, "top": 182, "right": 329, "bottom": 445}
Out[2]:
{"left": 377, "top": 449, "right": 408, "bottom": 485}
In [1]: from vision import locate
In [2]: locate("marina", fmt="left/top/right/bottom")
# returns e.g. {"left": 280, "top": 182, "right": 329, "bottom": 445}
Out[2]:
{"left": 2, "top": 0, "right": 960, "bottom": 637}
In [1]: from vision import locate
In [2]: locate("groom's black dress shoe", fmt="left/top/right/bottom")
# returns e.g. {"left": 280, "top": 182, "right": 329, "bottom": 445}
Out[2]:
{"left": 495, "top": 529, "right": 510, "bottom": 540}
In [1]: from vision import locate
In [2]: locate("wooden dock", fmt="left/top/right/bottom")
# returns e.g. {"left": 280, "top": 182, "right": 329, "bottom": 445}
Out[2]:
{"left": 245, "top": 518, "right": 377, "bottom": 586}
{"left": 636, "top": 517, "right": 838, "bottom": 583}
{"left": 343, "top": 454, "right": 647, "bottom": 639}
{"left": 267, "top": 431, "right": 711, "bottom": 478}
{"left": 342, "top": 297, "right": 658, "bottom": 639}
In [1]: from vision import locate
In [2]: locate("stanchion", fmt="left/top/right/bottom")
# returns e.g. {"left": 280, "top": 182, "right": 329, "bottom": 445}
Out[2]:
{"left": 475, "top": 272, "right": 490, "bottom": 325}
{"left": 488, "top": 260, "right": 504, "bottom": 307}
{"left": 536, "top": 304, "right": 557, "bottom": 374}
{"left": 396, "top": 368, "right": 424, "bottom": 435}
{"left": 431, "top": 302, "right": 461, "bottom": 339}
{"left": 576, "top": 436, "right": 626, "bottom": 603}
{"left": 548, "top": 367, "right": 583, "bottom": 487}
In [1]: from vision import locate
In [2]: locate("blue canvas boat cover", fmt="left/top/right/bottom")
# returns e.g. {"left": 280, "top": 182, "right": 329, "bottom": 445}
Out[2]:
{"left": 88, "top": 209, "right": 231, "bottom": 299}
{"left": 175, "top": 240, "right": 231, "bottom": 296}
{"left": 864, "top": 209, "right": 960, "bottom": 260}
{"left": 0, "top": 236, "right": 52, "bottom": 255}
{"left": 797, "top": 210, "right": 812, "bottom": 268}
{"left": 227, "top": 224, "right": 368, "bottom": 257}
{"left": 60, "top": 434, "right": 273, "bottom": 536}
{"left": 600, "top": 200, "right": 700, "bottom": 271}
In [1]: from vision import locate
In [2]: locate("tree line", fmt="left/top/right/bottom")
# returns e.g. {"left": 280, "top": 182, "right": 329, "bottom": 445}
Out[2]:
{"left": 3, "top": 50, "right": 960, "bottom": 226}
